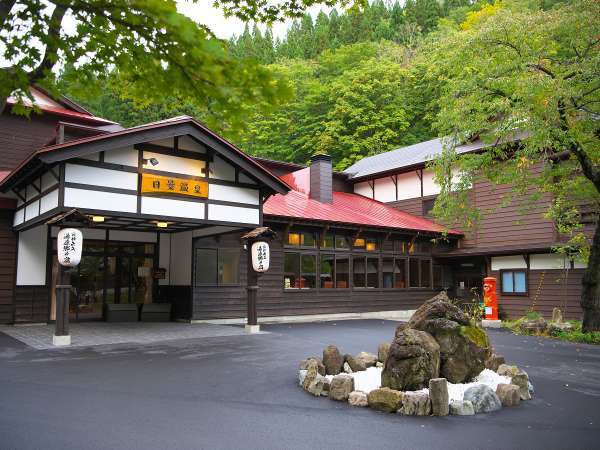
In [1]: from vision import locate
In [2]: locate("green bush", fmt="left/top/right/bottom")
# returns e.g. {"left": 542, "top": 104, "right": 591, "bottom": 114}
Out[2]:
{"left": 503, "top": 317, "right": 600, "bottom": 345}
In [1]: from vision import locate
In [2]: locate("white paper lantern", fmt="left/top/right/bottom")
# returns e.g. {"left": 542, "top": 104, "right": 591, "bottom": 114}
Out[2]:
{"left": 57, "top": 228, "right": 83, "bottom": 267}
{"left": 251, "top": 241, "right": 270, "bottom": 273}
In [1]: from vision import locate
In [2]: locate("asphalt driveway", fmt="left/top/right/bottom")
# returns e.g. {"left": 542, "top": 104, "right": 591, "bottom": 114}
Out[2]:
{"left": 1, "top": 320, "right": 598, "bottom": 450}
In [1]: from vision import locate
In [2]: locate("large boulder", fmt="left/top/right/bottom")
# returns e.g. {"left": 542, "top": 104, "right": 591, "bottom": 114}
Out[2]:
{"left": 496, "top": 383, "right": 520, "bottom": 407}
{"left": 348, "top": 391, "right": 368, "bottom": 407}
{"left": 378, "top": 342, "right": 391, "bottom": 363}
{"left": 302, "top": 360, "right": 320, "bottom": 391}
{"left": 464, "top": 385, "right": 502, "bottom": 413}
{"left": 381, "top": 328, "right": 440, "bottom": 391}
{"left": 323, "top": 345, "right": 344, "bottom": 375}
{"left": 299, "top": 357, "right": 326, "bottom": 376}
{"left": 355, "top": 351, "right": 378, "bottom": 368}
{"left": 449, "top": 400, "right": 475, "bottom": 415}
{"left": 345, "top": 354, "right": 366, "bottom": 372}
{"left": 408, "top": 291, "right": 491, "bottom": 383}
{"left": 511, "top": 372, "right": 532, "bottom": 400}
{"left": 329, "top": 374, "right": 354, "bottom": 401}
{"left": 367, "top": 388, "right": 404, "bottom": 413}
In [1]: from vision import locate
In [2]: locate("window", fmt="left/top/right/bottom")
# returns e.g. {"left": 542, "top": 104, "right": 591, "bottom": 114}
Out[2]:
{"left": 382, "top": 257, "right": 407, "bottom": 289}
{"left": 194, "top": 248, "right": 239, "bottom": 286}
{"left": 336, "top": 256, "right": 350, "bottom": 288}
{"left": 353, "top": 256, "right": 379, "bottom": 288}
{"left": 286, "top": 230, "right": 316, "bottom": 247}
{"left": 409, "top": 258, "right": 432, "bottom": 288}
{"left": 321, "top": 233, "right": 334, "bottom": 249}
{"left": 353, "top": 238, "right": 366, "bottom": 249}
{"left": 321, "top": 254, "right": 334, "bottom": 288}
{"left": 335, "top": 235, "right": 349, "bottom": 249}
{"left": 366, "top": 239, "right": 378, "bottom": 252}
{"left": 353, "top": 256, "right": 366, "bottom": 287}
{"left": 394, "top": 240, "right": 406, "bottom": 253}
{"left": 501, "top": 270, "right": 527, "bottom": 294}
{"left": 284, "top": 253, "right": 316, "bottom": 289}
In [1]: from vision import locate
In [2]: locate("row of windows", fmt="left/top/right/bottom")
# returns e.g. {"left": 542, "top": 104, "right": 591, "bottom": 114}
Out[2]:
{"left": 283, "top": 253, "right": 433, "bottom": 290}
{"left": 286, "top": 230, "right": 433, "bottom": 254}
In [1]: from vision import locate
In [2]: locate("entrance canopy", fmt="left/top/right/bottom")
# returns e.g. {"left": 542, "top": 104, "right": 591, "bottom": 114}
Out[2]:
{"left": 0, "top": 116, "right": 290, "bottom": 232}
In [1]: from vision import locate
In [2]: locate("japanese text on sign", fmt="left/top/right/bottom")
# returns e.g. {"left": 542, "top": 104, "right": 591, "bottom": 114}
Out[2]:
{"left": 57, "top": 228, "right": 83, "bottom": 267}
{"left": 251, "top": 241, "right": 270, "bottom": 273}
{"left": 141, "top": 174, "right": 208, "bottom": 198}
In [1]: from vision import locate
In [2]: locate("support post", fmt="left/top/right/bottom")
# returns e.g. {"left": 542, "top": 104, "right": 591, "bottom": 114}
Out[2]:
{"left": 246, "top": 243, "right": 260, "bottom": 333}
{"left": 54, "top": 266, "right": 72, "bottom": 346}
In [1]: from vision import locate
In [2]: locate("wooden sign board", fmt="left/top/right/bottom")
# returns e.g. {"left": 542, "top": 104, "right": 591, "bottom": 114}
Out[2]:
{"left": 141, "top": 174, "right": 208, "bottom": 198}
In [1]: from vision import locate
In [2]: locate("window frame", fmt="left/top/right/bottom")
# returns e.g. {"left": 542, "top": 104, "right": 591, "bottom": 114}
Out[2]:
{"left": 381, "top": 255, "right": 408, "bottom": 289}
{"left": 352, "top": 255, "right": 380, "bottom": 289}
{"left": 500, "top": 269, "right": 528, "bottom": 296}
{"left": 283, "top": 251, "right": 318, "bottom": 290}
{"left": 408, "top": 257, "right": 433, "bottom": 289}
{"left": 319, "top": 253, "right": 350, "bottom": 289}
{"left": 285, "top": 229, "right": 317, "bottom": 249}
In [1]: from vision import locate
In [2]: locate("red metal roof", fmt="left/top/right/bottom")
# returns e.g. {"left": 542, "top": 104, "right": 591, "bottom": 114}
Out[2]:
{"left": 265, "top": 167, "right": 459, "bottom": 234}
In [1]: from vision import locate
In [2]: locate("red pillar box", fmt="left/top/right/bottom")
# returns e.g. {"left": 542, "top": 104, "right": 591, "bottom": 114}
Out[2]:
{"left": 483, "top": 277, "right": 499, "bottom": 321}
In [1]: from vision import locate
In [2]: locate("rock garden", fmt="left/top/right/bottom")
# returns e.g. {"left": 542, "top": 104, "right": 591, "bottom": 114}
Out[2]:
{"left": 298, "top": 292, "right": 534, "bottom": 416}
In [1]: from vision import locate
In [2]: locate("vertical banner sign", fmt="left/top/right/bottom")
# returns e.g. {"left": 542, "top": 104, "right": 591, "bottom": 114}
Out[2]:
{"left": 57, "top": 228, "right": 83, "bottom": 267}
{"left": 251, "top": 241, "right": 270, "bottom": 273}
{"left": 482, "top": 277, "right": 498, "bottom": 320}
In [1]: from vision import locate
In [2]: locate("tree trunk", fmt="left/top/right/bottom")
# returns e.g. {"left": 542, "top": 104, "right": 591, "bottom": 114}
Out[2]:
{"left": 581, "top": 218, "right": 600, "bottom": 332}
{"left": 0, "top": 95, "right": 6, "bottom": 115}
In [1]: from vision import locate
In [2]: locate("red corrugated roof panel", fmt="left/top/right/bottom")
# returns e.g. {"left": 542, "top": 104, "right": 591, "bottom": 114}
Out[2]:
{"left": 264, "top": 188, "right": 460, "bottom": 234}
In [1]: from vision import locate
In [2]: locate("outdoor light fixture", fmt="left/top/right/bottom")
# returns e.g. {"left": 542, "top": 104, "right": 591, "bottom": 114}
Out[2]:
{"left": 91, "top": 216, "right": 105, "bottom": 223}
{"left": 156, "top": 222, "right": 168, "bottom": 228}
{"left": 143, "top": 157, "right": 159, "bottom": 166}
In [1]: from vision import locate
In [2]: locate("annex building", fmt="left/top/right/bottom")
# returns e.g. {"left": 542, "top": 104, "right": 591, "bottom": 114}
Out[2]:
{"left": 0, "top": 88, "right": 590, "bottom": 325}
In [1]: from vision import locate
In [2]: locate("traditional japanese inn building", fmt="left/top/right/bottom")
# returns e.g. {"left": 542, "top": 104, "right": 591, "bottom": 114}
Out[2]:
{"left": 0, "top": 88, "right": 590, "bottom": 326}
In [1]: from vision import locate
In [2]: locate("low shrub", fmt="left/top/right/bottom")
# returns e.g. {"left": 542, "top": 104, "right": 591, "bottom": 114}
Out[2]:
{"left": 503, "top": 317, "right": 600, "bottom": 345}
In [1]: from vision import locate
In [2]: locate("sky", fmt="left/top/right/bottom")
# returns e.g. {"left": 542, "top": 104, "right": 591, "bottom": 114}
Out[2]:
{"left": 177, "top": 0, "right": 333, "bottom": 39}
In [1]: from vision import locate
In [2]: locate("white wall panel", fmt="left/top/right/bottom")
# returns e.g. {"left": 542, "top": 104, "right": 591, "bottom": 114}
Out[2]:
{"left": 178, "top": 135, "right": 206, "bottom": 153}
{"left": 64, "top": 187, "right": 138, "bottom": 213}
{"left": 396, "top": 171, "right": 422, "bottom": 200}
{"left": 170, "top": 231, "right": 192, "bottom": 286}
{"left": 422, "top": 169, "right": 441, "bottom": 197}
{"left": 354, "top": 181, "right": 373, "bottom": 198}
{"left": 192, "top": 226, "right": 241, "bottom": 238}
{"left": 374, "top": 177, "right": 397, "bottom": 203}
{"left": 41, "top": 171, "right": 58, "bottom": 191}
{"left": 208, "top": 204, "right": 259, "bottom": 224}
{"left": 26, "top": 184, "right": 38, "bottom": 201}
{"left": 13, "top": 208, "right": 24, "bottom": 226}
{"left": 158, "top": 233, "right": 171, "bottom": 286}
{"left": 238, "top": 172, "right": 256, "bottom": 184}
{"left": 109, "top": 230, "right": 157, "bottom": 243}
{"left": 104, "top": 147, "right": 138, "bottom": 167}
{"left": 208, "top": 184, "right": 259, "bottom": 205}
{"left": 65, "top": 163, "right": 138, "bottom": 190}
{"left": 574, "top": 260, "right": 588, "bottom": 269}
{"left": 39, "top": 189, "right": 59, "bottom": 214}
{"left": 491, "top": 255, "right": 527, "bottom": 271}
{"left": 530, "top": 254, "right": 568, "bottom": 270}
{"left": 209, "top": 155, "right": 235, "bottom": 181}
{"left": 143, "top": 151, "right": 206, "bottom": 177}
{"left": 141, "top": 197, "right": 205, "bottom": 219}
{"left": 25, "top": 200, "right": 39, "bottom": 221}
{"left": 16, "top": 225, "right": 47, "bottom": 285}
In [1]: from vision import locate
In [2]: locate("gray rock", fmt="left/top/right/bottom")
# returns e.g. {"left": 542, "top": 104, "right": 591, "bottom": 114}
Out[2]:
{"left": 429, "top": 378, "right": 449, "bottom": 416}
{"left": 399, "top": 391, "right": 431, "bottom": 416}
{"left": 528, "top": 381, "right": 535, "bottom": 396}
{"left": 298, "top": 369, "right": 307, "bottom": 386}
{"left": 329, "top": 374, "right": 354, "bottom": 401}
{"left": 323, "top": 345, "right": 344, "bottom": 375}
{"left": 302, "top": 359, "right": 320, "bottom": 391}
{"left": 497, "top": 364, "right": 519, "bottom": 377}
{"left": 449, "top": 400, "right": 475, "bottom": 415}
{"left": 407, "top": 292, "right": 492, "bottom": 383}
{"left": 378, "top": 342, "right": 391, "bottom": 363}
{"left": 511, "top": 372, "right": 532, "bottom": 400}
{"left": 485, "top": 354, "right": 506, "bottom": 372}
{"left": 551, "top": 307, "right": 563, "bottom": 324}
{"left": 520, "top": 318, "right": 547, "bottom": 334}
{"left": 344, "top": 354, "right": 365, "bottom": 372}
{"left": 367, "top": 387, "right": 404, "bottom": 413}
{"left": 496, "top": 383, "right": 521, "bottom": 407}
{"left": 348, "top": 390, "right": 368, "bottom": 407}
{"left": 376, "top": 361, "right": 384, "bottom": 368}
{"left": 355, "top": 351, "right": 378, "bottom": 368}
{"left": 463, "top": 385, "right": 502, "bottom": 413}
{"left": 549, "top": 322, "right": 574, "bottom": 333}
{"left": 307, "top": 374, "right": 327, "bottom": 396}
{"left": 381, "top": 328, "right": 440, "bottom": 391}
{"left": 299, "top": 357, "right": 326, "bottom": 376}
{"left": 343, "top": 361, "right": 353, "bottom": 373}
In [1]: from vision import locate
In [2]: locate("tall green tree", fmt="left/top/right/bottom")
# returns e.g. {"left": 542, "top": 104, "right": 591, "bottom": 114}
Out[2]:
{"left": 428, "top": 0, "right": 600, "bottom": 331}
{"left": 0, "top": 0, "right": 344, "bottom": 131}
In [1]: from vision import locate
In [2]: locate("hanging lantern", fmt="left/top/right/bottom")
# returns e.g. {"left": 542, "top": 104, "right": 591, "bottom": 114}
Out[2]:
{"left": 57, "top": 228, "right": 83, "bottom": 267}
{"left": 251, "top": 241, "right": 270, "bottom": 273}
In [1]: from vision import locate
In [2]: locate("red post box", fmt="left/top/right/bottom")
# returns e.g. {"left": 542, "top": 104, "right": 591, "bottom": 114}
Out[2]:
{"left": 483, "top": 277, "right": 498, "bottom": 320}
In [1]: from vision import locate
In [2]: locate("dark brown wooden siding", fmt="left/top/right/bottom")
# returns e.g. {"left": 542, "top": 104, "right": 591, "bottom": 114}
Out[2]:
{"left": 191, "top": 227, "right": 438, "bottom": 320}
{"left": 0, "top": 210, "right": 17, "bottom": 323}
{"left": 491, "top": 268, "right": 584, "bottom": 320}
{"left": 14, "top": 285, "right": 49, "bottom": 323}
